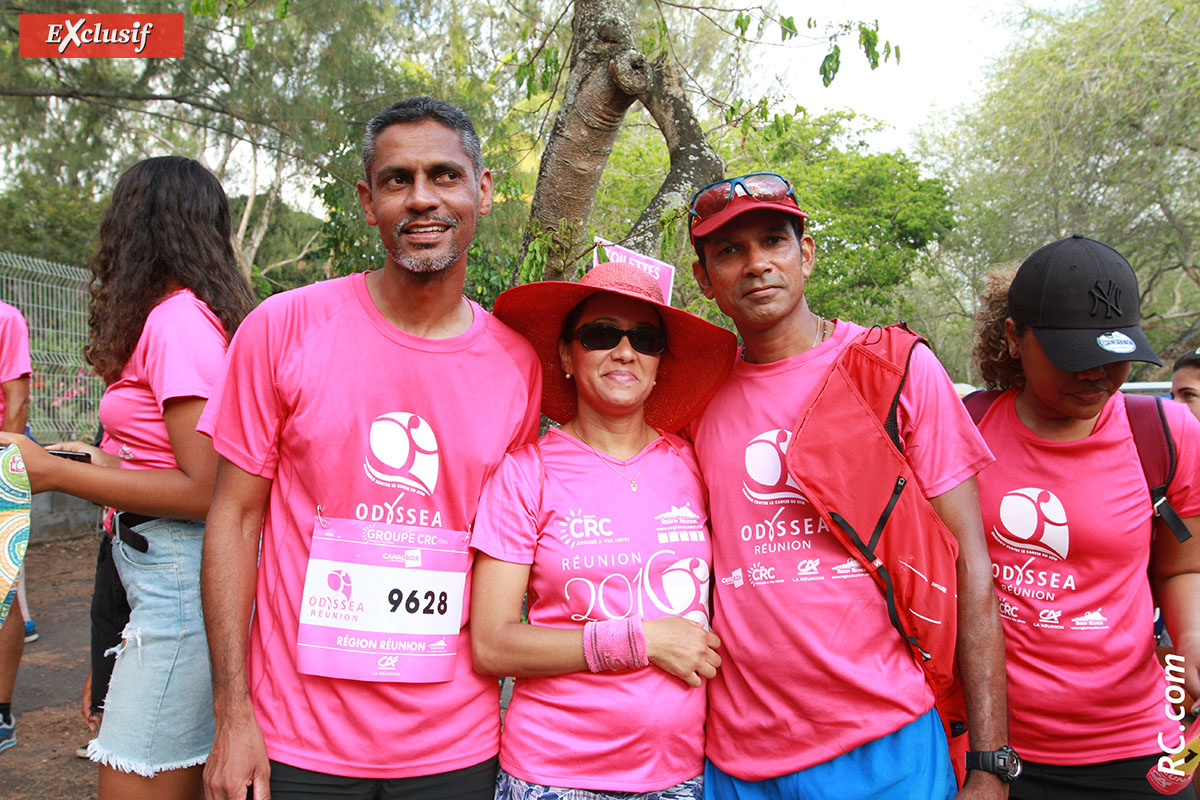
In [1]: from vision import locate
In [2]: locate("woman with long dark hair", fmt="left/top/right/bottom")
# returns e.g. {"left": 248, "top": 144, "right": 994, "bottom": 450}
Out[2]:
{"left": 0, "top": 155, "right": 253, "bottom": 799}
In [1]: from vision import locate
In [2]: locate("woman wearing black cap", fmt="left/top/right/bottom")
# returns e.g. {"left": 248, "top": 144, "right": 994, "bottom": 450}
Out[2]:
{"left": 969, "top": 235, "right": 1200, "bottom": 798}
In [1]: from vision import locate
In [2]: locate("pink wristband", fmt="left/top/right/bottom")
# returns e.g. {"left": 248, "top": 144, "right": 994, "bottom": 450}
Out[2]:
{"left": 583, "top": 616, "right": 649, "bottom": 672}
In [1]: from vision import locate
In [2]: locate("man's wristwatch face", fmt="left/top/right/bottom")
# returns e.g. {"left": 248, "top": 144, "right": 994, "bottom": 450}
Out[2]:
{"left": 967, "top": 745, "right": 1022, "bottom": 782}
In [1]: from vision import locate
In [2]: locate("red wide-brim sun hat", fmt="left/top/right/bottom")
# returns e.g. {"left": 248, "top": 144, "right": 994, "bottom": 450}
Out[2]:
{"left": 493, "top": 260, "right": 738, "bottom": 433}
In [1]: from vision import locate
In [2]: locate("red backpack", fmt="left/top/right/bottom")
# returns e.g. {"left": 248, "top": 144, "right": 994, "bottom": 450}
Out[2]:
{"left": 785, "top": 323, "right": 969, "bottom": 787}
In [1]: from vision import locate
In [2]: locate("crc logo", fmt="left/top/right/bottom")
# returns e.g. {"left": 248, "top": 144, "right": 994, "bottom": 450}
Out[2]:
{"left": 326, "top": 569, "right": 353, "bottom": 600}
{"left": 364, "top": 412, "right": 439, "bottom": 495}
{"left": 743, "top": 429, "right": 806, "bottom": 503}
{"left": 557, "top": 510, "right": 615, "bottom": 548}
{"left": 999, "top": 599, "right": 1019, "bottom": 620}
{"left": 747, "top": 562, "right": 777, "bottom": 585}
{"left": 993, "top": 487, "right": 1069, "bottom": 561}
{"left": 377, "top": 655, "right": 399, "bottom": 669}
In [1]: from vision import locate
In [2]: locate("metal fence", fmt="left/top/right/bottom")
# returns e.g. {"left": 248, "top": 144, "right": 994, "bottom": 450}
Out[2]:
{"left": 0, "top": 252, "right": 103, "bottom": 443}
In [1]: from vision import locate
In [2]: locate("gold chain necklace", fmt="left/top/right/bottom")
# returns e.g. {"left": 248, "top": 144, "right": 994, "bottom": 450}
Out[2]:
{"left": 565, "top": 425, "right": 651, "bottom": 492}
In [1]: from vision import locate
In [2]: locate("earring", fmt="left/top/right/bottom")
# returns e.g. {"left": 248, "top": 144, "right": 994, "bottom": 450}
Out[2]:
{"left": 565, "top": 372, "right": 572, "bottom": 379}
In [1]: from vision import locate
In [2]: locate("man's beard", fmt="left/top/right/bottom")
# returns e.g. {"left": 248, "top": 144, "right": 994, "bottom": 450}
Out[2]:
{"left": 392, "top": 241, "right": 465, "bottom": 273}
{"left": 390, "top": 215, "right": 464, "bottom": 273}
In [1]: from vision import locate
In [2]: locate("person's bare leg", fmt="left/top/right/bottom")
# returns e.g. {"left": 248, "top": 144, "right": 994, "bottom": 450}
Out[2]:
{"left": 99, "top": 764, "right": 204, "bottom": 800}
{"left": 0, "top": 590, "right": 25, "bottom": 704}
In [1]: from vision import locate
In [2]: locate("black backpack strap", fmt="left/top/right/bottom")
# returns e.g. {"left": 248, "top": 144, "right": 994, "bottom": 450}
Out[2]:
{"left": 963, "top": 390, "right": 1002, "bottom": 425}
{"left": 883, "top": 334, "right": 927, "bottom": 453}
{"left": 1125, "top": 394, "right": 1191, "bottom": 543}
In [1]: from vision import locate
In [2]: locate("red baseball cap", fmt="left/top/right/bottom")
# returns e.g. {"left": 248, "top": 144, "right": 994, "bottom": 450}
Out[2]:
{"left": 688, "top": 173, "right": 808, "bottom": 248}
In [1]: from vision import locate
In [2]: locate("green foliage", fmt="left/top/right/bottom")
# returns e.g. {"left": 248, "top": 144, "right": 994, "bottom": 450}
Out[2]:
{"left": 779, "top": 16, "right": 798, "bottom": 41}
{"left": 589, "top": 105, "right": 953, "bottom": 330}
{"left": 819, "top": 45, "right": 841, "bottom": 87}
{"left": 229, "top": 193, "right": 324, "bottom": 299}
{"left": 1, "top": 0, "right": 914, "bottom": 320}
{"left": 0, "top": 176, "right": 106, "bottom": 267}
{"left": 919, "top": 0, "right": 1200, "bottom": 379}
{"left": 735, "top": 12, "right": 751, "bottom": 37}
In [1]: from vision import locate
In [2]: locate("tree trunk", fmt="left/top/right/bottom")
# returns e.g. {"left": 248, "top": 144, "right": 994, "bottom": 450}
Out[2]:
{"left": 622, "top": 54, "right": 724, "bottom": 257}
{"left": 516, "top": 0, "right": 723, "bottom": 284}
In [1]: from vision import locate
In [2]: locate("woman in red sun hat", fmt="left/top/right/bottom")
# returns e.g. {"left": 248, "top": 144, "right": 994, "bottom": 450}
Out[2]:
{"left": 470, "top": 260, "right": 737, "bottom": 799}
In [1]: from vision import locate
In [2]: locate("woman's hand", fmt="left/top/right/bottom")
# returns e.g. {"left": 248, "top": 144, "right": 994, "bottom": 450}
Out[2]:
{"left": 643, "top": 616, "right": 721, "bottom": 687}
{"left": 46, "top": 440, "right": 120, "bottom": 469}
{"left": 0, "top": 432, "right": 60, "bottom": 492}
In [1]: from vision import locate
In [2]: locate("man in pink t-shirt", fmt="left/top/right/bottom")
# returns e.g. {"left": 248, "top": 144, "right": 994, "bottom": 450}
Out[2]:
{"left": 198, "top": 98, "right": 541, "bottom": 800}
{"left": 684, "top": 174, "right": 1012, "bottom": 799}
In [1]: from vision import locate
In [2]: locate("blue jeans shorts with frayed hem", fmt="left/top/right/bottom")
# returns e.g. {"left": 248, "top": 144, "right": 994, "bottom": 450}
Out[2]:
{"left": 88, "top": 519, "right": 213, "bottom": 777}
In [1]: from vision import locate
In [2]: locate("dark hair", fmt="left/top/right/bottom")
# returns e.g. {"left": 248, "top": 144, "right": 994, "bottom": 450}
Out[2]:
{"left": 972, "top": 264, "right": 1025, "bottom": 390}
{"left": 86, "top": 156, "right": 254, "bottom": 385}
{"left": 558, "top": 292, "right": 665, "bottom": 344}
{"left": 693, "top": 215, "right": 805, "bottom": 269}
{"left": 362, "top": 96, "right": 483, "bottom": 184}
{"left": 1174, "top": 348, "right": 1200, "bottom": 373}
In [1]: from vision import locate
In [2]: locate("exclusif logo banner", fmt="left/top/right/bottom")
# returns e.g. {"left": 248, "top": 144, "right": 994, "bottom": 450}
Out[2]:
{"left": 18, "top": 14, "right": 184, "bottom": 58}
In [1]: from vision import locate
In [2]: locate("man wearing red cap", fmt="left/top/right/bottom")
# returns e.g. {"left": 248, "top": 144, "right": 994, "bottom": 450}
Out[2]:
{"left": 685, "top": 174, "right": 1011, "bottom": 799}
{"left": 198, "top": 97, "right": 541, "bottom": 799}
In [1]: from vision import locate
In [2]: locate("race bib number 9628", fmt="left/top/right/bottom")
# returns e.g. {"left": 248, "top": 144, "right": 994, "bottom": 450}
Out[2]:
{"left": 296, "top": 517, "right": 469, "bottom": 682}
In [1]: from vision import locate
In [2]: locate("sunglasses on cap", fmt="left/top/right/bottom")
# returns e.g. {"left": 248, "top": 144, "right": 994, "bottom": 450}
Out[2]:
{"left": 689, "top": 172, "right": 801, "bottom": 223}
{"left": 571, "top": 322, "right": 667, "bottom": 355}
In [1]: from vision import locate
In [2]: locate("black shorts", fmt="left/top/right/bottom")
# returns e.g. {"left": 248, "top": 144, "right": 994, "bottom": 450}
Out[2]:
{"left": 1012, "top": 752, "right": 1194, "bottom": 800}
{"left": 89, "top": 533, "right": 130, "bottom": 713}
{"left": 267, "top": 756, "right": 498, "bottom": 800}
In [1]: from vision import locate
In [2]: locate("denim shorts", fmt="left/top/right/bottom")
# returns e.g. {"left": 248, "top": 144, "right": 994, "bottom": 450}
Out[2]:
{"left": 89, "top": 518, "right": 213, "bottom": 776}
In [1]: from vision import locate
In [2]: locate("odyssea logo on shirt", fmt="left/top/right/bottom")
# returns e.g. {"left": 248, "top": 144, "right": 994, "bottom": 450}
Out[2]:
{"left": 18, "top": 14, "right": 184, "bottom": 58}
{"left": 992, "top": 487, "right": 1069, "bottom": 561}
{"left": 363, "top": 412, "right": 439, "bottom": 495}
{"left": 743, "top": 429, "right": 807, "bottom": 504}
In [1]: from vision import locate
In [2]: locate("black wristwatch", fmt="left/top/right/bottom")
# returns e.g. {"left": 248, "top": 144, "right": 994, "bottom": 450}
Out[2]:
{"left": 965, "top": 745, "right": 1022, "bottom": 783}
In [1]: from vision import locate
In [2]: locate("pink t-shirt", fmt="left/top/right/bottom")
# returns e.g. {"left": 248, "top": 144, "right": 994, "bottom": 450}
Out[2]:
{"left": 976, "top": 389, "right": 1200, "bottom": 764}
{"left": 471, "top": 429, "right": 712, "bottom": 791}
{"left": 197, "top": 272, "right": 541, "bottom": 778}
{"left": 688, "top": 320, "right": 994, "bottom": 781}
{"left": 0, "top": 301, "right": 31, "bottom": 426}
{"left": 99, "top": 289, "right": 227, "bottom": 470}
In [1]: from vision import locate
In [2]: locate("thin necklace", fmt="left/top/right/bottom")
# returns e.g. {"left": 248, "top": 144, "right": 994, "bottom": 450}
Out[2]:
{"left": 566, "top": 425, "right": 650, "bottom": 492}
{"left": 740, "top": 315, "right": 830, "bottom": 362}
{"left": 811, "top": 315, "right": 825, "bottom": 349}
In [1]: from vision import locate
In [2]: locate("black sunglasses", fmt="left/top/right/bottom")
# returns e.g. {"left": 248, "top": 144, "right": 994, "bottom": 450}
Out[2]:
{"left": 572, "top": 322, "right": 667, "bottom": 355}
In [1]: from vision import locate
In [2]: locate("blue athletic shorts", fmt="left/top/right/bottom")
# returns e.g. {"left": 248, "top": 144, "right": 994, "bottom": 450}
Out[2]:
{"left": 703, "top": 707, "right": 955, "bottom": 800}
